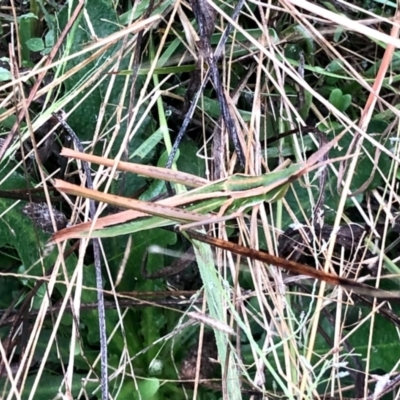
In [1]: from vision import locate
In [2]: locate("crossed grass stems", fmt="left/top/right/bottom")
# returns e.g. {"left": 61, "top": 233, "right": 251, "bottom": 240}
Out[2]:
{"left": 34, "top": 133, "right": 400, "bottom": 399}
{"left": 0, "top": 1, "right": 400, "bottom": 398}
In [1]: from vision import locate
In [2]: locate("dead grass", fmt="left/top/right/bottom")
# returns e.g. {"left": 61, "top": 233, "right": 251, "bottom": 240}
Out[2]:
{"left": 1, "top": 0, "right": 400, "bottom": 399}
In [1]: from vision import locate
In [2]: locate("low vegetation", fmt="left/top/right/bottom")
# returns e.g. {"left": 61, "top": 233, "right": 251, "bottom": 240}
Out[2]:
{"left": 0, "top": 0, "right": 400, "bottom": 399}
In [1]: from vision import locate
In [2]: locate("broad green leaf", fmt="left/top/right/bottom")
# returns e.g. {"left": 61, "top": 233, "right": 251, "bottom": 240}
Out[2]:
{"left": 327, "top": 88, "right": 352, "bottom": 112}
{"left": 299, "top": 89, "right": 313, "bottom": 120}
{"left": 135, "top": 378, "right": 160, "bottom": 399}
{"left": 0, "top": 169, "right": 53, "bottom": 273}
{"left": 18, "top": 14, "right": 36, "bottom": 63}
{"left": 0, "top": 371, "right": 98, "bottom": 399}
{"left": 334, "top": 26, "right": 345, "bottom": 42}
{"left": 175, "top": 140, "right": 205, "bottom": 181}
{"left": 119, "top": 378, "right": 160, "bottom": 400}
{"left": 325, "top": 59, "right": 345, "bottom": 85}
{"left": 0, "top": 107, "right": 18, "bottom": 128}
{"left": 282, "top": 24, "right": 315, "bottom": 58}
{"left": 26, "top": 37, "right": 44, "bottom": 52}
{"left": 329, "top": 119, "right": 391, "bottom": 191}
{"left": 130, "top": 128, "right": 164, "bottom": 160}
{"left": 119, "top": 0, "right": 174, "bottom": 24}
{"left": 18, "top": 13, "right": 38, "bottom": 21}
{"left": 314, "top": 307, "right": 400, "bottom": 372}
{"left": 57, "top": 0, "right": 152, "bottom": 143}
{"left": 57, "top": 0, "right": 155, "bottom": 200}
{"left": 57, "top": 0, "right": 123, "bottom": 137}
{"left": 99, "top": 229, "right": 176, "bottom": 362}
{"left": 329, "top": 88, "right": 344, "bottom": 111}
{"left": 0, "top": 67, "right": 11, "bottom": 81}
{"left": 137, "top": 65, "right": 196, "bottom": 75}
{"left": 279, "top": 120, "right": 391, "bottom": 228}
{"left": 341, "top": 93, "right": 352, "bottom": 111}
{"left": 44, "top": 29, "right": 55, "bottom": 47}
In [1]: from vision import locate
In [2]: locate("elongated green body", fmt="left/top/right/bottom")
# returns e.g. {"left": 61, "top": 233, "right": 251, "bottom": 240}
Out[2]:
{"left": 55, "top": 163, "right": 302, "bottom": 239}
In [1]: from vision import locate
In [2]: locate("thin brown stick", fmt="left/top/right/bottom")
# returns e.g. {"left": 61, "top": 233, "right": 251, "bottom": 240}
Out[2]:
{"left": 186, "top": 230, "right": 400, "bottom": 299}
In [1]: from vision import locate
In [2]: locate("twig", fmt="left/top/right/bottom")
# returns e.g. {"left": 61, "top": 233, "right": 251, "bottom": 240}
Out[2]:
{"left": 52, "top": 112, "right": 109, "bottom": 400}
{"left": 165, "top": 0, "right": 247, "bottom": 170}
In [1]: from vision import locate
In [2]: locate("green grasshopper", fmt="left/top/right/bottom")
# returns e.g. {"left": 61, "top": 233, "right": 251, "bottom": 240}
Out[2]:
{"left": 52, "top": 161, "right": 302, "bottom": 241}
{"left": 50, "top": 125, "right": 344, "bottom": 243}
{"left": 50, "top": 136, "right": 335, "bottom": 244}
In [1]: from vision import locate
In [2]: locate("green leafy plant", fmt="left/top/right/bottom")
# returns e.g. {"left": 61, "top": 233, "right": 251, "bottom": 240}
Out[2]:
{"left": 1, "top": 0, "right": 400, "bottom": 399}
